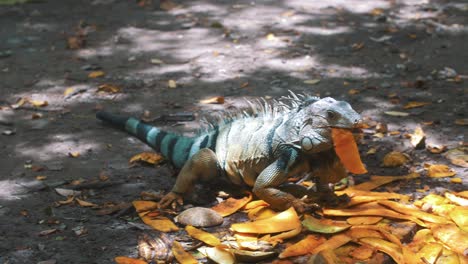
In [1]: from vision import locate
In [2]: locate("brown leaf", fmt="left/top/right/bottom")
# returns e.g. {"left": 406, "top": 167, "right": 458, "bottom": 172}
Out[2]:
{"left": 426, "top": 144, "right": 446, "bottom": 154}
{"left": 67, "top": 36, "right": 85, "bottom": 49}
{"left": 97, "top": 84, "right": 121, "bottom": 93}
{"left": 76, "top": 198, "right": 99, "bottom": 208}
{"left": 403, "top": 101, "right": 430, "bottom": 109}
{"left": 455, "top": 118, "right": 468, "bottom": 126}
{"left": 212, "top": 192, "right": 252, "bottom": 217}
{"left": 129, "top": 152, "right": 164, "bottom": 165}
{"left": 88, "top": 71, "right": 105, "bottom": 78}
{"left": 426, "top": 164, "right": 456, "bottom": 178}
{"left": 444, "top": 146, "right": 468, "bottom": 168}
{"left": 114, "top": 256, "right": 148, "bottom": 264}
{"left": 200, "top": 96, "right": 225, "bottom": 104}
{"left": 382, "top": 151, "right": 410, "bottom": 167}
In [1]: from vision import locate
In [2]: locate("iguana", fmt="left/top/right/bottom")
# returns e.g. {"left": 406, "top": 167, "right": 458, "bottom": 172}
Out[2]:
{"left": 96, "top": 95, "right": 363, "bottom": 213}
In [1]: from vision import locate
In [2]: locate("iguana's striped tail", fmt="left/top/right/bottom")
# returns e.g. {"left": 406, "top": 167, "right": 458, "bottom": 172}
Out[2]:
{"left": 96, "top": 111, "right": 195, "bottom": 168}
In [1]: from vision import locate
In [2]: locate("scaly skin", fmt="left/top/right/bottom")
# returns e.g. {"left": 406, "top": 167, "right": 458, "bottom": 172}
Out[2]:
{"left": 96, "top": 96, "right": 362, "bottom": 213}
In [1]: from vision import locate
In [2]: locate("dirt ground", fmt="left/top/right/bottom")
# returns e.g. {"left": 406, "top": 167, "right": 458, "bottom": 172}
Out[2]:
{"left": 0, "top": 0, "right": 466, "bottom": 263}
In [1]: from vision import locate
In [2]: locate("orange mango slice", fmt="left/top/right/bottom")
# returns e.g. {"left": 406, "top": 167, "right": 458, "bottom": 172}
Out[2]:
{"left": 331, "top": 128, "right": 367, "bottom": 174}
{"left": 231, "top": 207, "right": 301, "bottom": 234}
{"left": 212, "top": 192, "right": 252, "bottom": 217}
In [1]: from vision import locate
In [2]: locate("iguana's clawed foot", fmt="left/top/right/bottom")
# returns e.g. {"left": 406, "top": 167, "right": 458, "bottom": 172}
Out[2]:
{"left": 292, "top": 199, "right": 322, "bottom": 215}
{"left": 159, "top": 192, "right": 183, "bottom": 209}
{"left": 319, "top": 193, "right": 350, "bottom": 208}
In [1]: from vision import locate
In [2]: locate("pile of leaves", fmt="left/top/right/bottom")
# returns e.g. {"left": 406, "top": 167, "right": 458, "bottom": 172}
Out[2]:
{"left": 115, "top": 175, "right": 467, "bottom": 264}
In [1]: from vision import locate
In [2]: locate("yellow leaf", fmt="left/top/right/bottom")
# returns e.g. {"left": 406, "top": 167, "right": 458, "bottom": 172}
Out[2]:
{"left": 348, "top": 89, "right": 360, "bottom": 95}
{"left": 266, "top": 33, "right": 276, "bottom": 40}
{"left": 347, "top": 216, "right": 383, "bottom": 225}
{"left": 68, "top": 152, "right": 80, "bottom": 158}
{"left": 455, "top": 118, "right": 468, "bottom": 126}
{"left": 198, "top": 246, "right": 235, "bottom": 264}
{"left": 349, "top": 245, "right": 374, "bottom": 260}
{"left": 114, "top": 256, "right": 148, "bottom": 264}
{"left": 426, "top": 164, "right": 456, "bottom": 178}
{"left": 263, "top": 225, "right": 301, "bottom": 244}
{"left": 450, "top": 177, "right": 462, "bottom": 184}
{"left": 359, "top": 237, "right": 404, "bottom": 264}
{"left": 243, "top": 200, "right": 269, "bottom": 210}
{"left": 378, "top": 200, "right": 449, "bottom": 224}
{"left": 230, "top": 207, "right": 301, "bottom": 234}
{"left": 172, "top": 241, "right": 198, "bottom": 264}
{"left": 200, "top": 96, "right": 225, "bottom": 104}
{"left": 431, "top": 224, "right": 468, "bottom": 256}
{"left": 304, "top": 79, "right": 321, "bottom": 85}
{"left": 302, "top": 214, "right": 350, "bottom": 234}
{"left": 88, "top": 70, "right": 105, "bottom": 78}
{"left": 278, "top": 235, "right": 326, "bottom": 258}
{"left": 323, "top": 205, "right": 425, "bottom": 227}
{"left": 185, "top": 225, "right": 220, "bottom": 246}
{"left": 29, "top": 99, "right": 48, "bottom": 107}
{"left": 445, "top": 192, "right": 468, "bottom": 207}
{"left": 212, "top": 192, "right": 252, "bottom": 217}
{"left": 35, "top": 175, "right": 47, "bottom": 181}
{"left": 331, "top": 128, "right": 367, "bottom": 174}
{"left": 410, "top": 127, "right": 425, "bottom": 148}
{"left": 168, "top": 79, "right": 177, "bottom": 88}
{"left": 444, "top": 146, "right": 468, "bottom": 168}
{"left": 247, "top": 206, "right": 277, "bottom": 221}
{"left": 64, "top": 87, "right": 75, "bottom": 96}
{"left": 129, "top": 152, "right": 164, "bottom": 165}
{"left": 384, "top": 111, "right": 409, "bottom": 117}
{"left": 381, "top": 151, "right": 409, "bottom": 167}
{"left": 132, "top": 201, "right": 159, "bottom": 213}
{"left": 310, "top": 234, "right": 352, "bottom": 254}
{"left": 98, "top": 83, "right": 121, "bottom": 93}
{"left": 404, "top": 101, "right": 430, "bottom": 109}
{"left": 11, "top": 97, "right": 27, "bottom": 109}
{"left": 76, "top": 198, "right": 98, "bottom": 208}
{"left": 349, "top": 173, "right": 420, "bottom": 192}
{"left": 449, "top": 207, "right": 468, "bottom": 232}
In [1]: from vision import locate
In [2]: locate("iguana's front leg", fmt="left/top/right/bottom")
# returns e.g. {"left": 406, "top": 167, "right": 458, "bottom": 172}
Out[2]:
{"left": 253, "top": 149, "right": 316, "bottom": 213}
{"left": 159, "top": 148, "right": 219, "bottom": 208}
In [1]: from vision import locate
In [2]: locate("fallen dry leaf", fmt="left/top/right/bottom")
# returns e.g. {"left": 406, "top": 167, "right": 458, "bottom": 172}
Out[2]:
{"left": 347, "top": 216, "right": 383, "bottom": 225}
{"left": 133, "top": 201, "right": 179, "bottom": 232}
{"left": 382, "top": 151, "right": 409, "bottom": 167}
{"left": 186, "top": 225, "right": 221, "bottom": 247}
{"left": 114, "top": 256, "right": 147, "bottom": 264}
{"left": 410, "top": 127, "right": 425, "bottom": 148}
{"left": 172, "top": 241, "right": 197, "bottom": 264}
{"left": 455, "top": 118, "right": 468, "bottom": 126}
{"left": 97, "top": 84, "right": 121, "bottom": 93}
{"left": 212, "top": 192, "right": 252, "bottom": 217}
{"left": 431, "top": 224, "right": 468, "bottom": 256}
{"left": 331, "top": 128, "right": 367, "bottom": 174}
{"left": 200, "top": 96, "right": 225, "bottom": 104}
{"left": 88, "top": 71, "right": 105, "bottom": 78}
{"left": 302, "top": 214, "right": 350, "bottom": 234}
{"left": 426, "top": 144, "right": 447, "bottom": 154}
{"left": 278, "top": 235, "right": 326, "bottom": 258}
{"left": 403, "top": 101, "right": 430, "bottom": 109}
{"left": 29, "top": 99, "right": 48, "bottom": 107}
{"left": 384, "top": 111, "right": 409, "bottom": 117}
{"left": 359, "top": 237, "right": 404, "bottom": 264}
{"left": 129, "top": 152, "right": 164, "bottom": 165}
{"left": 231, "top": 207, "right": 300, "bottom": 234}
{"left": 76, "top": 198, "right": 98, "bottom": 208}
{"left": 444, "top": 146, "right": 468, "bottom": 168}
{"left": 310, "top": 233, "right": 352, "bottom": 254}
{"left": 304, "top": 79, "right": 321, "bottom": 85}
{"left": 426, "top": 164, "right": 456, "bottom": 178}
{"left": 198, "top": 246, "right": 235, "bottom": 264}
{"left": 67, "top": 36, "right": 86, "bottom": 49}
{"left": 168, "top": 79, "right": 177, "bottom": 88}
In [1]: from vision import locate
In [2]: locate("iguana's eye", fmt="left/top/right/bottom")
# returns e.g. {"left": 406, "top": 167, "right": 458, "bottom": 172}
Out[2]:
{"left": 327, "top": 110, "right": 337, "bottom": 119}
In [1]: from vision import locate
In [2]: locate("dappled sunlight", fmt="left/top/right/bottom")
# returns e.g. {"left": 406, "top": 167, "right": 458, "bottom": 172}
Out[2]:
{"left": 14, "top": 134, "right": 101, "bottom": 161}
{"left": 285, "top": 0, "right": 390, "bottom": 13}
{"left": 0, "top": 180, "right": 27, "bottom": 201}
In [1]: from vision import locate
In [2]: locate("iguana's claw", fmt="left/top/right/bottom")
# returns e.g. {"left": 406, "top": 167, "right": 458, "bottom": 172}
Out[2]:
{"left": 159, "top": 192, "right": 183, "bottom": 209}
{"left": 292, "top": 199, "right": 322, "bottom": 215}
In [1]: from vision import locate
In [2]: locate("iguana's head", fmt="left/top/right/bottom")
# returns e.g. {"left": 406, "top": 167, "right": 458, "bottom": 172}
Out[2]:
{"left": 282, "top": 97, "right": 361, "bottom": 153}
